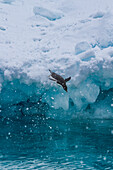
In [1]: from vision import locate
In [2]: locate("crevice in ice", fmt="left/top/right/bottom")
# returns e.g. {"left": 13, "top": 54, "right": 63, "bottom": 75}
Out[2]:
{"left": 1, "top": 0, "right": 15, "bottom": 5}
{"left": 91, "top": 41, "right": 113, "bottom": 50}
{"left": 90, "top": 11, "right": 105, "bottom": 19}
{"left": 0, "top": 26, "right": 6, "bottom": 31}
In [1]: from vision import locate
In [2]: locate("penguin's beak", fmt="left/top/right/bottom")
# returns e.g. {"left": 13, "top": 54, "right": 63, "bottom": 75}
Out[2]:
{"left": 65, "top": 89, "right": 68, "bottom": 92}
{"left": 63, "top": 85, "right": 67, "bottom": 92}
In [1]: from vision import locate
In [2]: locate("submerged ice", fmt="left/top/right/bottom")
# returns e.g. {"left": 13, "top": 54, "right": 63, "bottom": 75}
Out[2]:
{"left": 0, "top": 0, "right": 113, "bottom": 119}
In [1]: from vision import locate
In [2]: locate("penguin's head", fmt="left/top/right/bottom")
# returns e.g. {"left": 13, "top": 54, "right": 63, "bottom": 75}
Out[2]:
{"left": 63, "top": 85, "right": 67, "bottom": 92}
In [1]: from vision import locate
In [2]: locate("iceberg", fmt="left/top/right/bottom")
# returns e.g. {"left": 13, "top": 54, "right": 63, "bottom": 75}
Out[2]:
{"left": 0, "top": 0, "right": 113, "bottom": 119}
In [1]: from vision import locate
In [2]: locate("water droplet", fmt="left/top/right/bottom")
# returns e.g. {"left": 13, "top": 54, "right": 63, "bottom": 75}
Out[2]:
{"left": 6, "top": 136, "right": 8, "bottom": 140}
{"left": 80, "top": 161, "right": 83, "bottom": 164}
{"left": 8, "top": 132, "right": 11, "bottom": 135}
{"left": 111, "top": 130, "right": 113, "bottom": 134}
{"left": 103, "top": 156, "right": 106, "bottom": 161}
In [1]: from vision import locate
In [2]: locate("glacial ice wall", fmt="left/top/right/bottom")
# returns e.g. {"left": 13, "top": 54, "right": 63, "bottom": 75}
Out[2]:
{"left": 0, "top": 0, "right": 113, "bottom": 119}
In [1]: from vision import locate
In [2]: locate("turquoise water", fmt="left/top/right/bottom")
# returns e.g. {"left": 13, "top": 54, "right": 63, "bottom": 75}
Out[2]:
{"left": 0, "top": 116, "right": 113, "bottom": 169}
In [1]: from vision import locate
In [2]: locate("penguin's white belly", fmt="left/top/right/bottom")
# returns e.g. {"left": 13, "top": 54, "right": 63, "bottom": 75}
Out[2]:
{"left": 49, "top": 75, "right": 56, "bottom": 81}
{"left": 49, "top": 76, "right": 61, "bottom": 87}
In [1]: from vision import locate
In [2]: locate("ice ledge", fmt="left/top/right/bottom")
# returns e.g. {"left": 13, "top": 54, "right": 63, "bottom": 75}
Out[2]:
{"left": 33, "top": 6, "right": 63, "bottom": 21}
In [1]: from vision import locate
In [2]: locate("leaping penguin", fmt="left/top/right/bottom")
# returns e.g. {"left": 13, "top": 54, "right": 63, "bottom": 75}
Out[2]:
{"left": 49, "top": 69, "right": 71, "bottom": 92}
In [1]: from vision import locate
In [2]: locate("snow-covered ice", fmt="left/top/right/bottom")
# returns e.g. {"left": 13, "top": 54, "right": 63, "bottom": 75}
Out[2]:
{"left": 0, "top": 0, "right": 113, "bottom": 119}
{"left": 33, "top": 6, "right": 63, "bottom": 21}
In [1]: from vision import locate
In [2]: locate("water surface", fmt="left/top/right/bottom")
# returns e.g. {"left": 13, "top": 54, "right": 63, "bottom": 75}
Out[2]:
{"left": 0, "top": 115, "right": 113, "bottom": 169}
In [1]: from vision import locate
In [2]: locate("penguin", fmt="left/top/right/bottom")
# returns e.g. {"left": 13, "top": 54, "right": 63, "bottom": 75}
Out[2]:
{"left": 49, "top": 69, "right": 71, "bottom": 92}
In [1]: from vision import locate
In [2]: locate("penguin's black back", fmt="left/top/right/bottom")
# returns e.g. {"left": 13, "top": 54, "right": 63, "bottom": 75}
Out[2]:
{"left": 49, "top": 70, "right": 66, "bottom": 84}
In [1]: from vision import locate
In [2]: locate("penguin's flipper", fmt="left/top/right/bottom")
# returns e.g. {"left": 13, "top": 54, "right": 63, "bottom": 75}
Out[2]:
{"left": 65, "top": 77, "right": 71, "bottom": 82}
{"left": 49, "top": 77, "right": 56, "bottom": 81}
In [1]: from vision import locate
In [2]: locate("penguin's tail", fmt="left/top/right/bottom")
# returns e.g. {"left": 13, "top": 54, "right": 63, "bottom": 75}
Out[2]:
{"left": 65, "top": 77, "right": 71, "bottom": 82}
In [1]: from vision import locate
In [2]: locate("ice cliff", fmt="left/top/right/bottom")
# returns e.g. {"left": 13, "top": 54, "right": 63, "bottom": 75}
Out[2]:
{"left": 0, "top": 0, "right": 113, "bottom": 119}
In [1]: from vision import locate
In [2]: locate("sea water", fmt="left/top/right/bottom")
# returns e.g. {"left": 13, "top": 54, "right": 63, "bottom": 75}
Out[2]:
{"left": 0, "top": 116, "right": 113, "bottom": 169}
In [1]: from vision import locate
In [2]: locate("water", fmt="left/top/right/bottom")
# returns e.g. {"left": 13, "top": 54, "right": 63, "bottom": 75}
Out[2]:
{"left": 0, "top": 115, "right": 113, "bottom": 169}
